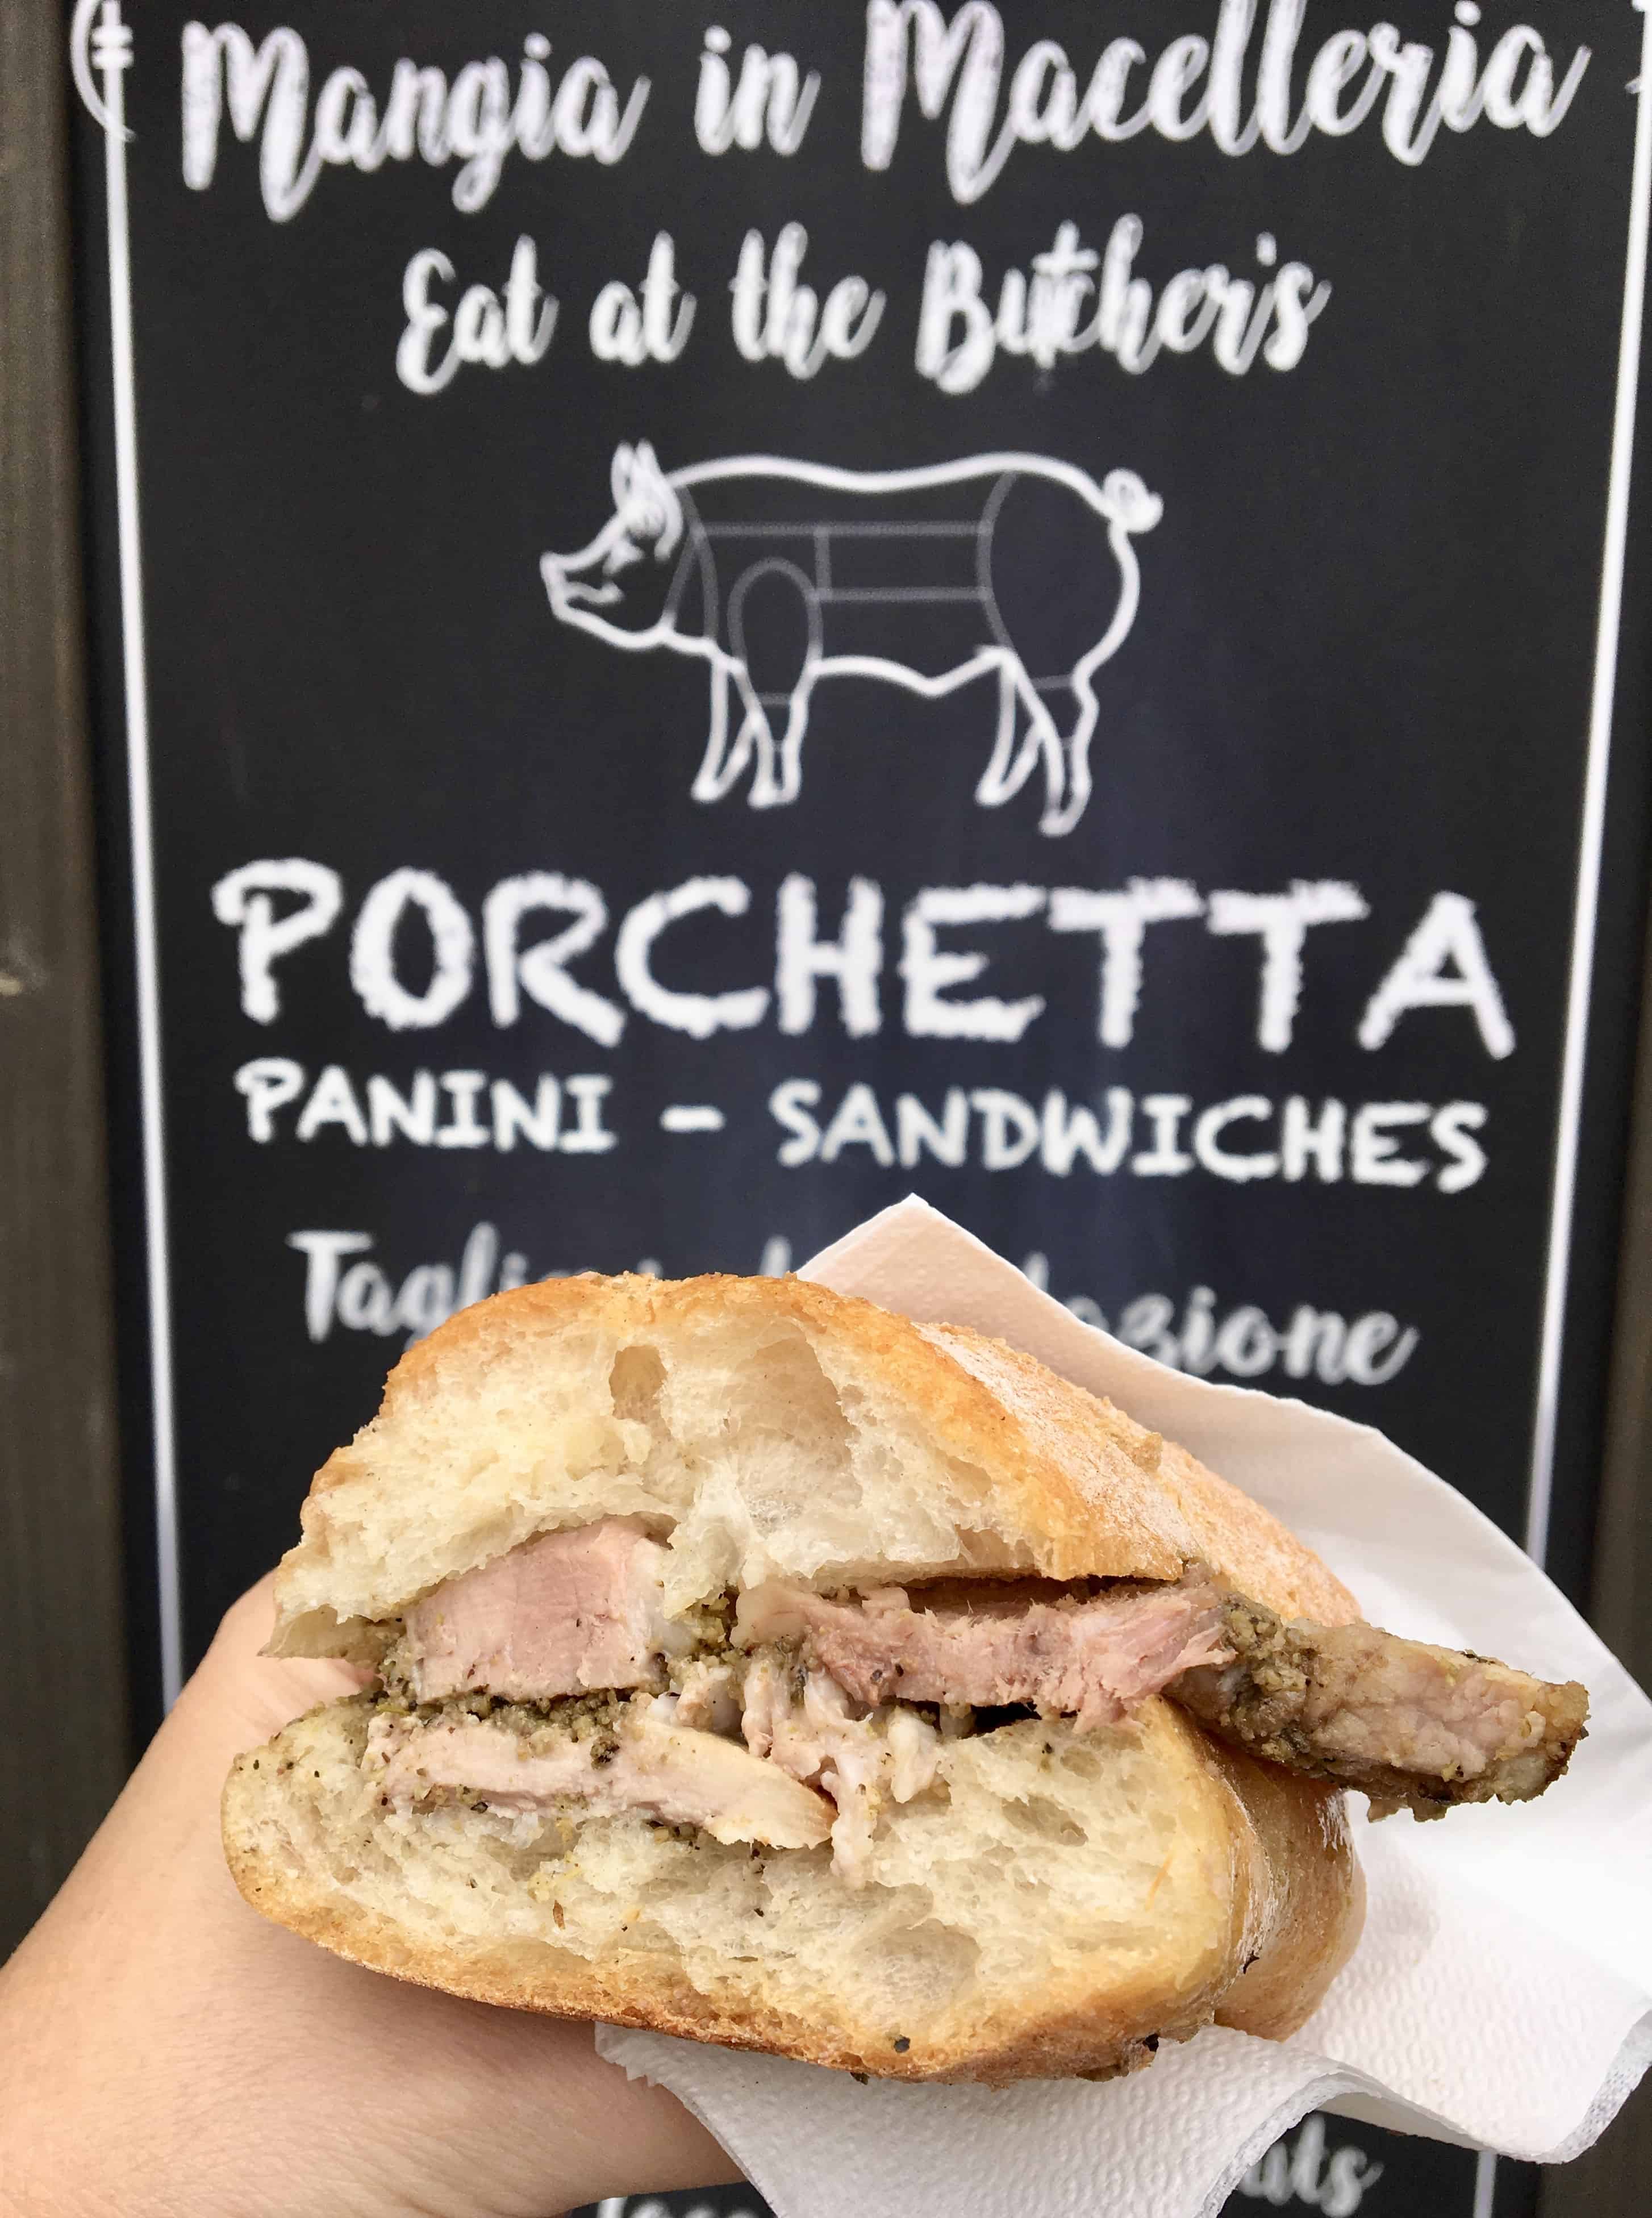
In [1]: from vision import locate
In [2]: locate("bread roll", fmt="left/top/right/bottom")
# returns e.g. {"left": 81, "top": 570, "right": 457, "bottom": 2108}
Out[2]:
{"left": 227, "top": 1273, "right": 1366, "bottom": 2083}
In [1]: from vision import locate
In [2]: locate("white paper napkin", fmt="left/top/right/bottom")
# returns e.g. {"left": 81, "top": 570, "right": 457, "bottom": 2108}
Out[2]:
{"left": 598, "top": 1197, "right": 1652, "bottom": 2216}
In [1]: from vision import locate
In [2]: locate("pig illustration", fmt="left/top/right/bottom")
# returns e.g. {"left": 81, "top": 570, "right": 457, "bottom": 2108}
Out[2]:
{"left": 540, "top": 443, "right": 1162, "bottom": 837}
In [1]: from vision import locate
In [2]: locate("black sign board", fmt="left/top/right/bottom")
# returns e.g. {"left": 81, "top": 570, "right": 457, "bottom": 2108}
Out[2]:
{"left": 72, "top": 3, "right": 1650, "bottom": 2213}
{"left": 571, "top": 2129, "right": 1538, "bottom": 2218}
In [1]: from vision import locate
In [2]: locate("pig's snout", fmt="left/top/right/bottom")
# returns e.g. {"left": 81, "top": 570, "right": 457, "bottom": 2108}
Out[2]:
{"left": 540, "top": 552, "right": 621, "bottom": 611}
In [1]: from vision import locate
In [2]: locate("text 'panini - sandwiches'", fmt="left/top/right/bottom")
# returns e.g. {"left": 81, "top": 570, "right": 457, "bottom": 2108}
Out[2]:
{"left": 226, "top": 1275, "right": 1588, "bottom": 2083}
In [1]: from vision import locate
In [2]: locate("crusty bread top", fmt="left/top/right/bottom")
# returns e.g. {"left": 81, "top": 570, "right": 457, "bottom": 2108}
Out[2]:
{"left": 270, "top": 1273, "right": 1358, "bottom": 1656}
{"left": 914, "top": 1323, "right": 1357, "bottom": 1625}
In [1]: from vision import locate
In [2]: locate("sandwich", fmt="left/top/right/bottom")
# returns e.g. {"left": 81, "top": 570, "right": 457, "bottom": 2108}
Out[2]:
{"left": 225, "top": 1273, "right": 1588, "bottom": 2083}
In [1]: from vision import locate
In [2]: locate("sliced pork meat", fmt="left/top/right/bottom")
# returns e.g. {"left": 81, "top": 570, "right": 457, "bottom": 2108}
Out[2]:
{"left": 400, "top": 1518, "right": 695, "bottom": 1704}
{"left": 368, "top": 1699, "right": 833, "bottom": 1850}
{"left": 387, "top": 1519, "right": 1587, "bottom": 1836}
{"left": 732, "top": 1570, "right": 1587, "bottom": 1817}
{"left": 1169, "top": 1592, "right": 1590, "bottom": 1818}
{"left": 671, "top": 1657, "right": 744, "bottom": 1736}
{"left": 734, "top": 1574, "right": 1230, "bottom": 1731}
{"left": 741, "top": 1652, "right": 941, "bottom": 1885}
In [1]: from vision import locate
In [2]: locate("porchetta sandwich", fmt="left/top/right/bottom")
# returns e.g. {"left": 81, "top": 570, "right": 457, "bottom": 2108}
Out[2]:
{"left": 226, "top": 1274, "right": 1588, "bottom": 2083}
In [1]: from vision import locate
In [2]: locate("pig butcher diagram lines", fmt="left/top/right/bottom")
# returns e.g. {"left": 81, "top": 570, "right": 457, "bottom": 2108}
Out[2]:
{"left": 541, "top": 444, "right": 1162, "bottom": 837}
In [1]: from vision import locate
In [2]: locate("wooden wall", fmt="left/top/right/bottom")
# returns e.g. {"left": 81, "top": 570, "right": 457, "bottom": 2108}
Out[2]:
{"left": 0, "top": 0, "right": 126, "bottom": 1962}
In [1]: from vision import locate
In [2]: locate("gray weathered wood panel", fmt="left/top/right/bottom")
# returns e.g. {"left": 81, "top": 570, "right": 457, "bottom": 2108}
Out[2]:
{"left": 1541, "top": 892, "right": 1652, "bottom": 2214}
{"left": 0, "top": 0, "right": 127, "bottom": 1961}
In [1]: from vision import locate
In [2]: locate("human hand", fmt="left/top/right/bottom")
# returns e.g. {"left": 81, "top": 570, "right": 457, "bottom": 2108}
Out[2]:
{"left": 0, "top": 1577, "right": 737, "bottom": 2217}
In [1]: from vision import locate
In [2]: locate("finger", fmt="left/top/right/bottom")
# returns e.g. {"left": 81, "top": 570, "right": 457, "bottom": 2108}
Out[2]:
{"left": 181, "top": 1574, "right": 374, "bottom": 1760}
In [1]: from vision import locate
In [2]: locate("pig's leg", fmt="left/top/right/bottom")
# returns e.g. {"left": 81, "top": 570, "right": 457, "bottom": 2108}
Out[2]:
{"left": 1040, "top": 679, "right": 1098, "bottom": 839}
{"left": 725, "top": 560, "right": 817, "bottom": 807}
{"left": 976, "top": 661, "right": 1063, "bottom": 820}
{"left": 771, "top": 669, "right": 821, "bottom": 805}
{"left": 692, "top": 659, "right": 745, "bottom": 802}
{"left": 973, "top": 661, "right": 1024, "bottom": 807}
{"left": 732, "top": 664, "right": 783, "bottom": 807}
{"left": 693, "top": 658, "right": 774, "bottom": 803}
{"left": 1030, "top": 514, "right": 1150, "bottom": 835}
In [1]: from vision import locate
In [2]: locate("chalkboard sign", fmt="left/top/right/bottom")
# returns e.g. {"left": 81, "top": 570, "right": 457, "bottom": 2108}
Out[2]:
{"left": 571, "top": 2127, "right": 1537, "bottom": 2218}
{"left": 71, "top": 4, "right": 1651, "bottom": 2214}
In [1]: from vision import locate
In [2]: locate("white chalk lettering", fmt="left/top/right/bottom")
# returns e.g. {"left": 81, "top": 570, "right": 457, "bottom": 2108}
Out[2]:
{"left": 916, "top": 216, "right": 1329, "bottom": 389}
{"left": 1433, "top": 1099, "right": 1489, "bottom": 1194}
{"left": 211, "top": 858, "right": 343, "bottom": 1023}
{"left": 397, "top": 236, "right": 556, "bottom": 395}
{"left": 770, "top": 1082, "right": 1488, "bottom": 1191}
{"left": 1281, "top": 1094, "right": 1347, "bottom": 1181}
{"left": 182, "top": 23, "right": 649, "bottom": 220}
{"left": 730, "top": 225, "right": 886, "bottom": 379}
{"left": 561, "top": 1074, "right": 619, "bottom": 1154}
{"left": 350, "top": 868, "right": 475, "bottom": 1031}
{"left": 614, "top": 877, "right": 769, "bottom": 1039}
{"left": 1079, "top": 1283, "right": 1419, "bottom": 1392}
{"left": 1041, "top": 1087, "right": 1134, "bottom": 1175}
{"left": 696, "top": 27, "right": 821, "bottom": 155}
{"left": 288, "top": 1229, "right": 374, "bottom": 1341}
{"left": 820, "top": 1081, "right": 896, "bottom": 1165}
{"left": 1208, "top": 881, "right": 1370, "bottom": 1051}
{"left": 1359, "top": 891, "right": 1516, "bottom": 1058}
{"left": 1236, "top": 2113, "right": 1387, "bottom": 2212}
{"left": 1350, "top": 1099, "right": 1432, "bottom": 1187}
{"left": 490, "top": 1076, "right": 561, "bottom": 1152}
{"left": 1132, "top": 1092, "right": 1195, "bottom": 1174}
{"left": 436, "top": 1070, "right": 491, "bottom": 1149}
{"left": 589, "top": 233, "right": 695, "bottom": 366}
{"left": 1049, "top": 878, "right": 1203, "bottom": 1046}
{"left": 1193, "top": 1095, "right": 1280, "bottom": 1182}
{"left": 776, "top": 874, "right": 884, "bottom": 1037}
{"left": 289, "top": 1222, "right": 531, "bottom": 1345}
{"left": 482, "top": 873, "right": 624, "bottom": 1047}
{"left": 769, "top": 1077, "right": 823, "bottom": 1166}
{"left": 211, "top": 863, "right": 1517, "bottom": 1065}
{"left": 236, "top": 1061, "right": 616, "bottom": 1153}
{"left": 898, "top": 1087, "right": 970, "bottom": 1168}
{"left": 367, "top": 1070, "right": 437, "bottom": 1146}
{"left": 972, "top": 1087, "right": 1042, "bottom": 1169}
{"left": 235, "top": 1055, "right": 306, "bottom": 1140}
{"left": 296, "top": 1063, "right": 368, "bottom": 1144}
{"left": 861, "top": 0, "right": 1588, "bottom": 200}
{"left": 901, "top": 883, "right": 1047, "bottom": 1039}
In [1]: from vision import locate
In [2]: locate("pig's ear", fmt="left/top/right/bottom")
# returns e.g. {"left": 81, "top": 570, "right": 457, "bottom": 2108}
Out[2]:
{"left": 611, "top": 443, "right": 637, "bottom": 508}
{"left": 625, "top": 443, "right": 683, "bottom": 558}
